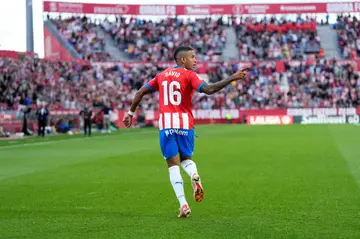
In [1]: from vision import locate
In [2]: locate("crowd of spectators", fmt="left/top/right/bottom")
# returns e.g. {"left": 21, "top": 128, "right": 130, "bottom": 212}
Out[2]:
{"left": 101, "top": 16, "right": 226, "bottom": 62}
{"left": 1, "top": 55, "right": 359, "bottom": 112}
{"left": 202, "top": 61, "right": 286, "bottom": 109}
{"left": 284, "top": 59, "right": 360, "bottom": 108}
{"left": 0, "top": 55, "right": 157, "bottom": 111}
{"left": 234, "top": 16, "right": 321, "bottom": 61}
{"left": 50, "top": 16, "right": 110, "bottom": 62}
{"left": 335, "top": 15, "right": 360, "bottom": 59}
{"left": 201, "top": 59, "right": 359, "bottom": 109}
{"left": 48, "top": 15, "right": 325, "bottom": 63}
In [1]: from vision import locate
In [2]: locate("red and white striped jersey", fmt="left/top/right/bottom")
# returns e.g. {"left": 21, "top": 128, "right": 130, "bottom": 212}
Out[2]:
{"left": 145, "top": 67, "right": 206, "bottom": 130}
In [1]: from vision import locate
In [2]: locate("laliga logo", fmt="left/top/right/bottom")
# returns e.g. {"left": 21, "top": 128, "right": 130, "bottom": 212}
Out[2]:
{"left": 232, "top": 5, "right": 244, "bottom": 14}
{"left": 281, "top": 115, "right": 292, "bottom": 125}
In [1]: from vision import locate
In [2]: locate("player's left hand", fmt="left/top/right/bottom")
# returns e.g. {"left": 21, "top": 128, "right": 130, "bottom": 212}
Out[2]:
{"left": 123, "top": 114, "right": 133, "bottom": 128}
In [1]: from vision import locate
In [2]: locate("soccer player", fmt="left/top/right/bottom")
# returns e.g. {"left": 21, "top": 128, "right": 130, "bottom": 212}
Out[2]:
{"left": 123, "top": 46, "right": 249, "bottom": 217}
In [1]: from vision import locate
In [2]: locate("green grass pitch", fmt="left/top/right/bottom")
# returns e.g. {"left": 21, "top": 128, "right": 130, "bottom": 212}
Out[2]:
{"left": 1, "top": 124, "right": 360, "bottom": 239}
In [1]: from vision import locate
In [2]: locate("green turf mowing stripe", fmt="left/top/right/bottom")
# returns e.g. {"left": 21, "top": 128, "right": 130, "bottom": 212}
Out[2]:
{"left": 0, "top": 129, "right": 157, "bottom": 148}
{"left": 0, "top": 125, "right": 359, "bottom": 238}
{"left": 328, "top": 125, "right": 360, "bottom": 189}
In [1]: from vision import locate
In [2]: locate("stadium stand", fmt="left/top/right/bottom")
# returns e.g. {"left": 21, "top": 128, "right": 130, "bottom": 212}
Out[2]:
{"left": 49, "top": 16, "right": 226, "bottom": 62}
{"left": 284, "top": 59, "right": 360, "bottom": 108}
{"left": 1, "top": 55, "right": 359, "bottom": 111}
{"left": 48, "top": 16, "right": 321, "bottom": 62}
{"left": 1, "top": 2, "right": 360, "bottom": 135}
{"left": 235, "top": 16, "right": 320, "bottom": 61}
{"left": 335, "top": 15, "right": 360, "bottom": 59}
{"left": 49, "top": 16, "right": 110, "bottom": 62}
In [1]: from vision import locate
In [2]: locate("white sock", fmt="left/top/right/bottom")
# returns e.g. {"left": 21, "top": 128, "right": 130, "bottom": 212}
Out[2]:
{"left": 169, "top": 166, "right": 187, "bottom": 207}
{"left": 181, "top": 159, "right": 198, "bottom": 178}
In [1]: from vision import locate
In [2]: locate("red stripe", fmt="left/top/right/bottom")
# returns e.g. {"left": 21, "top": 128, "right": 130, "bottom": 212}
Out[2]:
{"left": 179, "top": 114, "right": 183, "bottom": 129}
{"left": 170, "top": 112, "right": 173, "bottom": 128}
{"left": 160, "top": 113, "right": 164, "bottom": 130}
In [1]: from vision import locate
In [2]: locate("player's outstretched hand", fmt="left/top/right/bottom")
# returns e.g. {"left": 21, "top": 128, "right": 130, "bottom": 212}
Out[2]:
{"left": 123, "top": 113, "right": 133, "bottom": 128}
{"left": 232, "top": 71, "right": 247, "bottom": 81}
{"left": 232, "top": 66, "right": 251, "bottom": 81}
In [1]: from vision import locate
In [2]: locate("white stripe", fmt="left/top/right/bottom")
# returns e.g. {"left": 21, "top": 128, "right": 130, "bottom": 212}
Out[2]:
{"left": 0, "top": 130, "right": 155, "bottom": 150}
{"left": 164, "top": 113, "right": 171, "bottom": 129}
{"left": 182, "top": 113, "right": 189, "bottom": 129}
{"left": 172, "top": 113, "right": 180, "bottom": 129}
{"left": 159, "top": 113, "right": 163, "bottom": 130}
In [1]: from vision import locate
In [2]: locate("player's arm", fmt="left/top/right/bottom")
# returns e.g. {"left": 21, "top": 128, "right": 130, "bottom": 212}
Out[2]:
{"left": 123, "top": 78, "right": 157, "bottom": 128}
{"left": 200, "top": 68, "right": 250, "bottom": 95}
{"left": 129, "top": 86, "right": 152, "bottom": 113}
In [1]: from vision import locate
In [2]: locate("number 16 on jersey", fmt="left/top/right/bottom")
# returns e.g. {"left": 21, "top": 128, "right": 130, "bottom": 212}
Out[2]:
{"left": 162, "top": 81, "right": 181, "bottom": 106}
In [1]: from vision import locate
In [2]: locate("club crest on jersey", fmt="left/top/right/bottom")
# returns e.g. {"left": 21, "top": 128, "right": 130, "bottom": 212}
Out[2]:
{"left": 165, "top": 71, "right": 181, "bottom": 78}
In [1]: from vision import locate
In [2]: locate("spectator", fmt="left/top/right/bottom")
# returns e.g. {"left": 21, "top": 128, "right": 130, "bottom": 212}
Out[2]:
{"left": 0, "top": 54, "right": 359, "bottom": 111}
{"left": 0, "top": 126, "right": 10, "bottom": 138}
{"left": 50, "top": 16, "right": 110, "bottom": 62}
{"left": 335, "top": 15, "right": 360, "bottom": 59}
{"left": 235, "top": 16, "right": 320, "bottom": 61}
{"left": 36, "top": 102, "right": 49, "bottom": 137}
{"left": 102, "top": 101, "right": 111, "bottom": 133}
{"left": 49, "top": 16, "right": 226, "bottom": 63}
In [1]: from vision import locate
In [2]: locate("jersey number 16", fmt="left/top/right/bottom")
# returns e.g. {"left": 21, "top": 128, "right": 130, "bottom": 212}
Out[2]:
{"left": 162, "top": 81, "right": 181, "bottom": 106}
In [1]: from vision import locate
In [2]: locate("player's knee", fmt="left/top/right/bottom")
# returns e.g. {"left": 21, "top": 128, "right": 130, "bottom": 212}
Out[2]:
{"left": 180, "top": 155, "right": 192, "bottom": 162}
{"left": 166, "top": 156, "right": 179, "bottom": 168}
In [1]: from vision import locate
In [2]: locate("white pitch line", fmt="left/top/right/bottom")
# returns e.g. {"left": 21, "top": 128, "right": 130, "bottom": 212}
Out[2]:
{"left": 0, "top": 130, "right": 155, "bottom": 149}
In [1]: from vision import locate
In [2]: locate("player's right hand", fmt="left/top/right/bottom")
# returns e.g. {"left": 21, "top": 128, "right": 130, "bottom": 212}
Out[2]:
{"left": 123, "top": 114, "right": 133, "bottom": 128}
{"left": 232, "top": 65, "right": 252, "bottom": 81}
{"left": 232, "top": 70, "right": 248, "bottom": 81}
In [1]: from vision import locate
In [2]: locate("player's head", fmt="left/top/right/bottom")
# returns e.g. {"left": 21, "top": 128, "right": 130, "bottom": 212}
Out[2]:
{"left": 173, "top": 46, "right": 196, "bottom": 70}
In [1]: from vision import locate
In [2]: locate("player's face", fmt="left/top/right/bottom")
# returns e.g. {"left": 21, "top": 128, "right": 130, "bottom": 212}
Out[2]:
{"left": 183, "top": 50, "right": 197, "bottom": 70}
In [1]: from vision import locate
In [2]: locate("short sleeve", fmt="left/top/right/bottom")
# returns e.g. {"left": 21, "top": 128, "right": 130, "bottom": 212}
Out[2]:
{"left": 189, "top": 71, "right": 206, "bottom": 92}
{"left": 145, "top": 75, "right": 159, "bottom": 92}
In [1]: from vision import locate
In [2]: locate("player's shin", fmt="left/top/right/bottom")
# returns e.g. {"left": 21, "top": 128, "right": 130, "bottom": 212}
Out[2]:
{"left": 180, "top": 159, "right": 198, "bottom": 179}
{"left": 181, "top": 158, "right": 204, "bottom": 202}
{"left": 168, "top": 165, "right": 187, "bottom": 206}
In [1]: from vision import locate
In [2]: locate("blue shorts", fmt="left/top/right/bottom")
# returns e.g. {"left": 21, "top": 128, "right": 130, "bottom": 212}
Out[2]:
{"left": 159, "top": 129, "right": 194, "bottom": 160}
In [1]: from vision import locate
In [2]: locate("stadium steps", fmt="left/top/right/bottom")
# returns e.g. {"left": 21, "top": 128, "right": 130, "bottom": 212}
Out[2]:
{"left": 44, "top": 21, "right": 82, "bottom": 59}
{"left": 317, "top": 25, "right": 341, "bottom": 59}
{"left": 222, "top": 27, "right": 240, "bottom": 61}
{"left": 279, "top": 73, "right": 290, "bottom": 100}
{"left": 95, "top": 26, "right": 131, "bottom": 62}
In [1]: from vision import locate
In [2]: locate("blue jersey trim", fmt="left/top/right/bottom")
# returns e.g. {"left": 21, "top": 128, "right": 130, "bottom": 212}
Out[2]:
{"left": 173, "top": 66, "right": 182, "bottom": 68}
{"left": 197, "top": 82, "right": 206, "bottom": 92}
{"left": 145, "top": 83, "right": 155, "bottom": 92}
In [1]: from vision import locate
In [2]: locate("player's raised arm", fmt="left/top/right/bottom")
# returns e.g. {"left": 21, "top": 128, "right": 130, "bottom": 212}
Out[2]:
{"left": 123, "top": 77, "right": 158, "bottom": 128}
{"left": 199, "top": 67, "right": 250, "bottom": 95}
